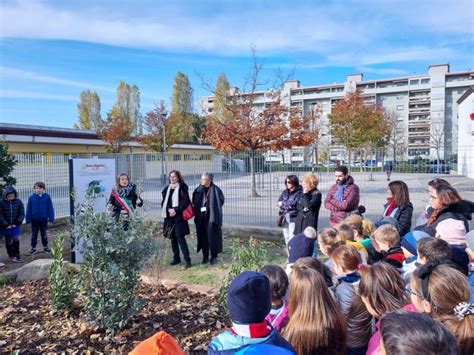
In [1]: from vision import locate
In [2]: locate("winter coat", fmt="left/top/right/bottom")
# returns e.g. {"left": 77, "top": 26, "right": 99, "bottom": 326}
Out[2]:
{"left": 415, "top": 200, "right": 474, "bottom": 237}
{"left": 383, "top": 202, "right": 413, "bottom": 237}
{"left": 334, "top": 275, "right": 372, "bottom": 349}
{"left": 161, "top": 182, "right": 191, "bottom": 238}
{"left": 265, "top": 302, "right": 289, "bottom": 332}
{"left": 108, "top": 183, "right": 143, "bottom": 218}
{"left": 324, "top": 176, "right": 359, "bottom": 225}
{"left": 25, "top": 192, "right": 54, "bottom": 223}
{"left": 278, "top": 186, "right": 303, "bottom": 222}
{"left": 294, "top": 188, "right": 322, "bottom": 234}
{"left": 193, "top": 183, "right": 225, "bottom": 254}
{"left": 208, "top": 327, "right": 295, "bottom": 354}
{"left": 0, "top": 186, "right": 25, "bottom": 228}
{"left": 382, "top": 246, "right": 405, "bottom": 269}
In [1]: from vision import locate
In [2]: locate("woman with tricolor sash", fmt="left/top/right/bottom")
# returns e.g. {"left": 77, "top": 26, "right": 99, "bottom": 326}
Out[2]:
{"left": 161, "top": 170, "right": 192, "bottom": 269}
{"left": 108, "top": 173, "right": 143, "bottom": 221}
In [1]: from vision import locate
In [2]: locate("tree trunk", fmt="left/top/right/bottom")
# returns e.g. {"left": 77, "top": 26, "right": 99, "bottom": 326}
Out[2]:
{"left": 249, "top": 150, "right": 260, "bottom": 197}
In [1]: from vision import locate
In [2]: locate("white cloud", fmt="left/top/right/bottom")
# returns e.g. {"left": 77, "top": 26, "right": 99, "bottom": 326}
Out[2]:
{"left": 0, "top": 89, "right": 78, "bottom": 101}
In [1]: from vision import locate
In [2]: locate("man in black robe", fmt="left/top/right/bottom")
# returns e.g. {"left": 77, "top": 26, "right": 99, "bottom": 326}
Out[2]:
{"left": 192, "top": 173, "right": 225, "bottom": 265}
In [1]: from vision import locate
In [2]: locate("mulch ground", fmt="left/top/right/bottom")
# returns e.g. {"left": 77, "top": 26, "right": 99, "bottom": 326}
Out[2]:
{"left": 0, "top": 279, "right": 230, "bottom": 354}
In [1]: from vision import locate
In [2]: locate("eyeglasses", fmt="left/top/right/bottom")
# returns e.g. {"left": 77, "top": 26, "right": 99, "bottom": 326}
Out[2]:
{"left": 405, "top": 285, "right": 423, "bottom": 299}
{"left": 285, "top": 181, "right": 293, "bottom": 184}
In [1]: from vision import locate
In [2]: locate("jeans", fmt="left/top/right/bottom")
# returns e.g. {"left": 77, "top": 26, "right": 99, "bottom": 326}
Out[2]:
{"left": 31, "top": 219, "right": 49, "bottom": 249}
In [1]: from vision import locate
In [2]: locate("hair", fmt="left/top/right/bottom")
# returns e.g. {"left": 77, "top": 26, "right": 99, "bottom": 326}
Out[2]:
{"left": 285, "top": 174, "right": 299, "bottom": 188}
{"left": 282, "top": 260, "right": 346, "bottom": 354}
{"left": 259, "top": 264, "right": 289, "bottom": 302}
{"left": 428, "top": 180, "right": 461, "bottom": 208}
{"left": 344, "top": 215, "right": 364, "bottom": 239}
{"left": 358, "top": 262, "right": 408, "bottom": 317}
{"left": 115, "top": 173, "right": 129, "bottom": 186}
{"left": 201, "top": 172, "right": 214, "bottom": 182}
{"left": 335, "top": 165, "right": 348, "bottom": 175}
{"left": 373, "top": 224, "right": 400, "bottom": 247}
{"left": 34, "top": 181, "right": 46, "bottom": 189}
{"left": 169, "top": 170, "right": 183, "bottom": 183}
{"left": 331, "top": 245, "right": 361, "bottom": 272}
{"left": 411, "top": 264, "right": 473, "bottom": 354}
{"left": 388, "top": 180, "right": 411, "bottom": 206}
{"left": 318, "top": 227, "right": 344, "bottom": 256}
{"left": 362, "top": 219, "right": 376, "bottom": 236}
{"left": 417, "top": 238, "right": 452, "bottom": 262}
{"left": 295, "top": 256, "right": 334, "bottom": 288}
{"left": 302, "top": 173, "right": 319, "bottom": 190}
{"left": 335, "top": 223, "right": 355, "bottom": 242}
{"left": 380, "top": 310, "right": 458, "bottom": 355}
{"left": 303, "top": 226, "right": 317, "bottom": 239}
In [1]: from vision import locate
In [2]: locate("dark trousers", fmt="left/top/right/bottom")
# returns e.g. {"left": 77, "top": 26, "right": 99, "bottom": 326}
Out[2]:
{"left": 171, "top": 230, "right": 190, "bottom": 263}
{"left": 31, "top": 219, "right": 48, "bottom": 249}
{"left": 199, "top": 228, "right": 218, "bottom": 261}
{"left": 5, "top": 234, "right": 20, "bottom": 258}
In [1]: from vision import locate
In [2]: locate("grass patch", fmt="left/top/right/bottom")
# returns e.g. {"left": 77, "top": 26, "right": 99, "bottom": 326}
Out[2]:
{"left": 0, "top": 274, "right": 13, "bottom": 288}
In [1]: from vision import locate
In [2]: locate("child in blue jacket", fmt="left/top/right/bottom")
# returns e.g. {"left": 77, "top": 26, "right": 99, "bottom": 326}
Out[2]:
{"left": 26, "top": 182, "right": 54, "bottom": 254}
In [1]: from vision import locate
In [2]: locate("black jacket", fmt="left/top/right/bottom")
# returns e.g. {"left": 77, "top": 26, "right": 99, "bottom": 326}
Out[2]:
{"left": 415, "top": 200, "right": 474, "bottom": 237}
{"left": 294, "top": 189, "right": 322, "bottom": 234}
{"left": 108, "top": 184, "right": 143, "bottom": 218}
{"left": 161, "top": 182, "right": 191, "bottom": 238}
{"left": 0, "top": 186, "right": 25, "bottom": 228}
{"left": 383, "top": 202, "right": 413, "bottom": 237}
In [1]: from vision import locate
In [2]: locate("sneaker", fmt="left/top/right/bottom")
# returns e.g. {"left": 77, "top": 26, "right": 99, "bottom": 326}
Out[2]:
{"left": 43, "top": 247, "right": 51, "bottom": 253}
{"left": 15, "top": 256, "right": 22, "bottom": 263}
{"left": 10, "top": 257, "right": 17, "bottom": 262}
{"left": 30, "top": 248, "right": 37, "bottom": 255}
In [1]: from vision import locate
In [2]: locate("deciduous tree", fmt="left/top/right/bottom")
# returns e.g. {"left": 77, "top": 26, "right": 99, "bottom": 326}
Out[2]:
{"left": 170, "top": 72, "right": 195, "bottom": 142}
{"left": 75, "top": 90, "right": 101, "bottom": 130}
{"left": 98, "top": 111, "right": 133, "bottom": 153}
{"left": 111, "top": 81, "right": 142, "bottom": 135}
{"left": 136, "top": 101, "right": 168, "bottom": 152}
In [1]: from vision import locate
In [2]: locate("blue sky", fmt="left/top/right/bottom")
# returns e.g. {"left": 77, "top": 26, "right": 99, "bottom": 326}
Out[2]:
{"left": 0, "top": 0, "right": 472, "bottom": 128}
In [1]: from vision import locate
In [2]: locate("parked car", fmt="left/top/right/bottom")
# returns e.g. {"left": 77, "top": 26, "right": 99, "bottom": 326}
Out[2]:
{"left": 427, "top": 160, "right": 450, "bottom": 174}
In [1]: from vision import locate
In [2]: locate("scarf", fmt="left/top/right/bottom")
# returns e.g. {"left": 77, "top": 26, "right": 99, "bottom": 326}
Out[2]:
{"left": 230, "top": 321, "right": 271, "bottom": 338}
{"left": 161, "top": 183, "right": 180, "bottom": 218}
{"left": 115, "top": 183, "right": 135, "bottom": 198}
{"left": 338, "top": 271, "right": 360, "bottom": 284}
{"left": 335, "top": 183, "right": 347, "bottom": 201}
{"left": 384, "top": 198, "right": 398, "bottom": 217}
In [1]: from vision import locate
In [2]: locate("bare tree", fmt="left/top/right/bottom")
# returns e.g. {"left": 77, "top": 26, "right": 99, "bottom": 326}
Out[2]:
{"left": 430, "top": 122, "right": 445, "bottom": 168}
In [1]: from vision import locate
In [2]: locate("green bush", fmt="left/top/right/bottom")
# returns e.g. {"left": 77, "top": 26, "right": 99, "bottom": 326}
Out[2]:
{"left": 217, "top": 237, "right": 267, "bottom": 320}
{"left": 49, "top": 233, "right": 78, "bottom": 311}
{"left": 73, "top": 199, "right": 159, "bottom": 335}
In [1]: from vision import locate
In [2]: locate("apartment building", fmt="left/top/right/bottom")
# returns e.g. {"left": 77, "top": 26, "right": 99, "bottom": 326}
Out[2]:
{"left": 199, "top": 64, "right": 474, "bottom": 163}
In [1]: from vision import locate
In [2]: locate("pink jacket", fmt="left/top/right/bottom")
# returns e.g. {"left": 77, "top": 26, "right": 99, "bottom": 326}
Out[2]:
{"left": 366, "top": 303, "right": 418, "bottom": 355}
{"left": 324, "top": 176, "right": 359, "bottom": 225}
{"left": 265, "top": 302, "right": 289, "bottom": 331}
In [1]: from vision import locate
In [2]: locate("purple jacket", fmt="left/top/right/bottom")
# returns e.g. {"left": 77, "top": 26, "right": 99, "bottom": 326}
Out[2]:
{"left": 265, "top": 302, "right": 289, "bottom": 331}
{"left": 278, "top": 186, "right": 303, "bottom": 222}
{"left": 324, "top": 176, "right": 359, "bottom": 225}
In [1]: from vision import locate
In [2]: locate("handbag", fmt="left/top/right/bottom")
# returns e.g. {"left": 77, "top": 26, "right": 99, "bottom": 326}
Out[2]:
{"left": 277, "top": 214, "right": 285, "bottom": 227}
{"left": 163, "top": 224, "right": 175, "bottom": 240}
{"left": 183, "top": 203, "right": 195, "bottom": 221}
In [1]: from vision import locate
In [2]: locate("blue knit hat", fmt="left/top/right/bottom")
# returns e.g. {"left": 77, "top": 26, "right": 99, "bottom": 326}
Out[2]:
{"left": 227, "top": 271, "right": 271, "bottom": 324}
{"left": 401, "top": 231, "right": 431, "bottom": 256}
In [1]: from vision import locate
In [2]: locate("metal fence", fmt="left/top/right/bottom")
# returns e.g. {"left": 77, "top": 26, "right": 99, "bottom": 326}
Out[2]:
{"left": 11, "top": 148, "right": 474, "bottom": 230}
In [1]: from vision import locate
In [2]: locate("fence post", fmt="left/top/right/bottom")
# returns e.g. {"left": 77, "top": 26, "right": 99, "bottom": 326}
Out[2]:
{"left": 41, "top": 153, "right": 45, "bottom": 182}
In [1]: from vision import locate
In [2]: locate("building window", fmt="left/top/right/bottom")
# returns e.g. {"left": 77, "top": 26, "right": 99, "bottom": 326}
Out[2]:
{"left": 173, "top": 154, "right": 181, "bottom": 161}
{"left": 410, "top": 79, "right": 419, "bottom": 85}
{"left": 420, "top": 78, "right": 430, "bottom": 84}
{"left": 397, "top": 105, "right": 404, "bottom": 111}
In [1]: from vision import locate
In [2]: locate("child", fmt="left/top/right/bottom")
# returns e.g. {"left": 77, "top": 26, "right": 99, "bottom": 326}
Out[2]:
{"left": 380, "top": 310, "right": 457, "bottom": 355}
{"left": 286, "top": 226, "right": 317, "bottom": 275}
{"left": 330, "top": 245, "right": 372, "bottom": 354}
{"left": 343, "top": 215, "right": 370, "bottom": 243}
{"left": 208, "top": 270, "right": 294, "bottom": 354}
{"left": 318, "top": 227, "right": 344, "bottom": 269}
{"left": 260, "top": 265, "right": 289, "bottom": 331}
{"left": 296, "top": 256, "right": 335, "bottom": 295}
{"left": 410, "top": 261, "right": 474, "bottom": 354}
{"left": 0, "top": 186, "right": 25, "bottom": 262}
{"left": 401, "top": 237, "right": 452, "bottom": 284}
{"left": 25, "top": 182, "right": 55, "bottom": 254}
{"left": 371, "top": 224, "right": 405, "bottom": 269}
{"left": 282, "top": 259, "right": 346, "bottom": 354}
{"left": 358, "top": 262, "right": 416, "bottom": 355}
{"left": 336, "top": 223, "right": 368, "bottom": 263}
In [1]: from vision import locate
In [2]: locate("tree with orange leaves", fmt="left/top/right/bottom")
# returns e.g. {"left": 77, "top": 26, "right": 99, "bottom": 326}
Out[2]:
{"left": 98, "top": 110, "right": 134, "bottom": 153}
{"left": 329, "top": 90, "right": 390, "bottom": 168}
{"left": 203, "top": 51, "right": 318, "bottom": 197}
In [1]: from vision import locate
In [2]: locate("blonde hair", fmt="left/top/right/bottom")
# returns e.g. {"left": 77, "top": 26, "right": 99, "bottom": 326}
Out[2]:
{"left": 362, "top": 219, "right": 376, "bottom": 236}
{"left": 303, "top": 173, "right": 319, "bottom": 190}
{"left": 373, "top": 224, "right": 400, "bottom": 247}
{"left": 335, "top": 223, "right": 355, "bottom": 242}
{"left": 344, "top": 215, "right": 364, "bottom": 238}
{"left": 318, "top": 228, "right": 344, "bottom": 256}
{"left": 283, "top": 260, "right": 346, "bottom": 354}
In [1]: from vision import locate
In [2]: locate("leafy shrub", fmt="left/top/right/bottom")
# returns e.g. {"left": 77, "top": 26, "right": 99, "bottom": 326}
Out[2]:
{"left": 73, "top": 198, "right": 159, "bottom": 335}
{"left": 49, "top": 233, "right": 78, "bottom": 311}
{"left": 217, "top": 237, "right": 267, "bottom": 320}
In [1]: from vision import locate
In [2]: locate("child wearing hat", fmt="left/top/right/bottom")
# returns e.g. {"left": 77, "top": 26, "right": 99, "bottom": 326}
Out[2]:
{"left": 286, "top": 227, "right": 317, "bottom": 276}
{"left": 208, "top": 270, "right": 295, "bottom": 354}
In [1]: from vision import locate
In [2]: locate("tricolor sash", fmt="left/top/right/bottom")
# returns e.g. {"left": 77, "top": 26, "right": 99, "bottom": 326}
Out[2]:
{"left": 112, "top": 190, "right": 134, "bottom": 214}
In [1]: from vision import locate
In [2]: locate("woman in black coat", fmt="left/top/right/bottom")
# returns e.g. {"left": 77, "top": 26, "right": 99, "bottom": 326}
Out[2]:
{"left": 379, "top": 180, "right": 413, "bottom": 237}
{"left": 294, "top": 173, "right": 322, "bottom": 235}
{"left": 161, "top": 170, "right": 192, "bottom": 269}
